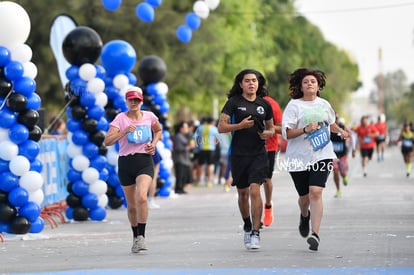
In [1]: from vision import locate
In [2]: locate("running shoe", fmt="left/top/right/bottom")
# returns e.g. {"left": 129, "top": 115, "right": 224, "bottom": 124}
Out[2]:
{"left": 131, "top": 235, "right": 147, "bottom": 252}
{"left": 263, "top": 203, "right": 273, "bottom": 227}
{"left": 249, "top": 231, "right": 261, "bottom": 249}
{"left": 224, "top": 185, "right": 230, "bottom": 192}
{"left": 343, "top": 176, "right": 348, "bottom": 186}
{"left": 299, "top": 210, "right": 310, "bottom": 238}
{"left": 148, "top": 199, "right": 160, "bottom": 209}
{"left": 244, "top": 231, "right": 251, "bottom": 249}
{"left": 307, "top": 232, "right": 320, "bottom": 251}
{"left": 334, "top": 190, "right": 342, "bottom": 198}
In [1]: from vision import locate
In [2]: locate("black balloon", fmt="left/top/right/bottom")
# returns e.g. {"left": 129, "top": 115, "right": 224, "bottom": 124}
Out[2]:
{"left": 28, "top": 125, "right": 43, "bottom": 142}
{"left": 18, "top": 109, "right": 39, "bottom": 130}
{"left": 90, "top": 130, "right": 105, "bottom": 146}
{"left": 82, "top": 118, "right": 98, "bottom": 133}
{"left": 10, "top": 216, "right": 31, "bottom": 234}
{"left": 71, "top": 105, "right": 87, "bottom": 120}
{"left": 98, "top": 144, "right": 108, "bottom": 155}
{"left": 72, "top": 207, "right": 89, "bottom": 221}
{"left": 0, "top": 78, "right": 12, "bottom": 97}
{"left": 67, "top": 182, "right": 74, "bottom": 194}
{"left": 0, "top": 203, "right": 17, "bottom": 222}
{"left": 105, "top": 107, "right": 119, "bottom": 121}
{"left": 7, "top": 92, "right": 27, "bottom": 112}
{"left": 66, "top": 194, "right": 82, "bottom": 208}
{"left": 68, "top": 95, "right": 80, "bottom": 107}
{"left": 108, "top": 196, "right": 123, "bottom": 209}
{"left": 138, "top": 55, "right": 167, "bottom": 85}
{"left": 0, "top": 191, "right": 7, "bottom": 203}
{"left": 62, "top": 26, "right": 103, "bottom": 66}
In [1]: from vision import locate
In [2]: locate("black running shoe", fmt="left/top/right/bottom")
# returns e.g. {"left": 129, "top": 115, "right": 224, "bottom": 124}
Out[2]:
{"left": 299, "top": 210, "right": 310, "bottom": 238}
{"left": 307, "top": 232, "right": 320, "bottom": 251}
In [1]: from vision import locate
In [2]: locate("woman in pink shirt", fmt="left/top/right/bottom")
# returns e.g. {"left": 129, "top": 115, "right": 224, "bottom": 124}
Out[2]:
{"left": 104, "top": 86, "right": 162, "bottom": 253}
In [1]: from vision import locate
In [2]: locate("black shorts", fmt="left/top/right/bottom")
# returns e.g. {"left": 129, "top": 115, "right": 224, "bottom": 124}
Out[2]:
{"left": 267, "top": 151, "right": 276, "bottom": 179}
{"left": 289, "top": 159, "right": 332, "bottom": 196}
{"left": 402, "top": 146, "right": 413, "bottom": 155}
{"left": 198, "top": 150, "right": 216, "bottom": 165}
{"left": 230, "top": 153, "right": 268, "bottom": 189}
{"left": 118, "top": 153, "right": 154, "bottom": 186}
{"left": 360, "top": 148, "right": 374, "bottom": 159}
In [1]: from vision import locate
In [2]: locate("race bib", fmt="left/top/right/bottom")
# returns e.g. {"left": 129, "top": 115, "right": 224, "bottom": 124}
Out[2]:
{"left": 308, "top": 127, "right": 330, "bottom": 151}
{"left": 332, "top": 141, "right": 344, "bottom": 153}
{"left": 378, "top": 134, "right": 385, "bottom": 140}
{"left": 403, "top": 139, "right": 413, "bottom": 147}
{"left": 127, "top": 125, "right": 152, "bottom": 144}
{"left": 363, "top": 136, "right": 372, "bottom": 144}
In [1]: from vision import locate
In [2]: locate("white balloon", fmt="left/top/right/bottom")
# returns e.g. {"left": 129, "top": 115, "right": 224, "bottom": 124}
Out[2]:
{"left": 156, "top": 82, "right": 169, "bottom": 95}
{"left": 67, "top": 143, "right": 83, "bottom": 159}
{"left": 107, "top": 150, "right": 119, "bottom": 166}
{"left": 82, "top": 167, "right": 100, "bottom": 184}
{"left": 0, "top": 140, "right": 19, "bottom": 161}
{"left": 0, "top": 127, "right": 10, "bottom": 142}
{"left": 95, "top": 91, "right": 108, "bottom": 107}
{"left": 28, "top": 189, "right": 44, "bottom": 205}
{"left": 79, "top": 63, "right": 97, "bottom": 81}
{"left": 113, "top": 74, "right": 129, "bottom": 89}
{"left": 89, "top": 179, "right": 108, "bottom": 195}
{"left": 205, "top": 0, "right": 220, "bottom": 10}
{"left": 0, "top": 2, "right": 31, "bottom": 48}
{"left": 11, "top": 43, "right": 32, "bottom": 63}
{"left": 162, "top": 158, "right": 173, "bottom": 170}
{"left": 22, "top": 61, "right": 38, "bottom": 79}
{"left": 97, "top": 194, "right": 108, "bottom": 207}
{"left": 87, "top": 77, "right": 105, "bottom": 94}
{"left": 19, "top": 171, "right": 44, "bottom": 192}
{"left": 72, "top": 155, "right": 90, "bottom": 171}
{"left": 9, "top": 155, "right": 30, "bottom": 176}
{"left": 193, "top": 1, "right": 210, "bottom": 19}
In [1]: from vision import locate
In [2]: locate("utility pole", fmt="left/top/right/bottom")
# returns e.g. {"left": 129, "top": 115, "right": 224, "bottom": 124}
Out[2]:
{"left": 378, "top": 47, "right": 385, "bottom": 114}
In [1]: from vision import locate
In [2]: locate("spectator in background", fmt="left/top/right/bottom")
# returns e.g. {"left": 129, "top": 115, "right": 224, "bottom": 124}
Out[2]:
{"left": 374, "top": 113, "right": 387, "bottom": 162}
{"left": 355, "top": 115, "right": 379, "bottom": 177}
{"left": 48, "top": 115, "right": 66, "bottom": 135}
{"left": 194, "top": 117, "right": 219, "bottom": 188}
{"left": 172, "top": 121, "right": 194, "bottom": 194}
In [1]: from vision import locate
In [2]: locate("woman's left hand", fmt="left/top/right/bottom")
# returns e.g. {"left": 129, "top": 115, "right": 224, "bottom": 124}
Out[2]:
{"left": 145, "top": 143, "right": 156, "bottom": 155}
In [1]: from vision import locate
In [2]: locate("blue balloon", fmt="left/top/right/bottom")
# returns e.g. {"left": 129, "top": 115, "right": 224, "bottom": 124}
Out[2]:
{"left": 66, "top": 65, "right": 79, "bottom": 81}
{"left": 135, "top": 2, "right": 155, "bottom": 23}
{"left": 99, "top": 167, "right": 109, "bottom": 181}
{"left": 102, "top": 0, "right": 122, "bottom": 11}
{"left": 146, "top": 83, "right": 157, "bottom": 96}
{"left": 0, "top": 46, "right": 11, "bottom": 66}
{"left": 0, "top": 222, "right": 10, "bottom": 233}
{"left": 66, "top": 118, "right": 81, "bottom": 132}
{"left": 87, "top": 105, "right": 105, "bottom": 120}
{"left": 107, "top": 172, "right": 121, "bottom": 187}
{"left": 4, "top": 60, "right": 24, "bottom": 81}
{"left": 72, "top": 129, "right": 88, "bottom": 145}
{"left": 80, "top": 91, "right": 96, "bottom": 108}
{"left": 127, "top": 72, "right": 137, "bottom": 85}
{"left": 13, "top": 77, "right": 36, "bottom": 97}
{"left": 26, "top": 92, "right": 41, "bottom": 110}
{"left": 176, "top": 25, "right": 192, "bottom": 43}
{"left": 95, "top": 65, "right": 106, "bottom": 78}
{"left": 91, "top": 155, "right": 107, "bottom": 171}
{"left": 65, "top": 207, "right": 73, "bottom": 220}
{"left": 19, "top": 201, "right": 41, "bottom": 222}
{"left": 29, "top": 216, "right": 45, "bottom": 233}
{"left": 100, "top": 40, "right": 137, "bottom": 77}
{"left": 70, "top": 78, "right": 87, "bottom": 96}
{"left": 9, "top": 123, "right": 29, "bottom": 144}
{"left": 89, "top": 206, "right": 106, "bottom": 221}
{"left": 97, "top": 117, "right": 109, "bottom": 131}
{"left": 105, "top": 86, "right": 119, "bottom": 100}
{"left": 82, "top": 142, "right": 99, "bottom": 158}
{"left": 185, "top": 12, "right": 201, "bottom": 30}
{"left": 72, "top": 180, "right": 89, "bottom": 196}
{"left": 19, "top": 140, "right": 41, "bottom": 161}
{"left": 158, "top": 186, "right": 170, "bottom": 197}
{"left": 0, "top": 108, "right": 16, "bottom": 128}
{"left": 146, "top": 0, "right": 162, "bottom": 7}
{"left": 82, "top": 193, "right": 99, "bottom": 209}
{"left": 30, "top": 158, "right": 43, "bottom": 172}
{"left": 67, "top": 168, "right": 82, "bottom": 182}
{"left": 8, "top": 187, "right": 29, "bottom": 207}
{"left": 0, "top": 159, "right": 9, "bottom": 173}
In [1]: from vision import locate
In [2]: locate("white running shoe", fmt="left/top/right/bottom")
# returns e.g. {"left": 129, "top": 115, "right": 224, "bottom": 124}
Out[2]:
{"left": 249, "top": 232, "right": 261, "bottom": 249}
{"left": 148, "top": 199, "right": 160, "bottom": 209}
{"left": 131, "top": 235, "right": 148, "bottom": 253}
{"left": 244, "top": 231, "right": 251, "bottom": 249}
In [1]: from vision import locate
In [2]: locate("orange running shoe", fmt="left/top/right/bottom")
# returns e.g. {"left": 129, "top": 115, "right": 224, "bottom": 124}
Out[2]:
{"left": 263, "top": 203, "right": 273, "bottom": 227}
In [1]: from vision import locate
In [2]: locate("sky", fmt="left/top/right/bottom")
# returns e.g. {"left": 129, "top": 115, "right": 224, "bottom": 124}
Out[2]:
{"left": 295, "top": 0, "right": 414, "bottom": 96}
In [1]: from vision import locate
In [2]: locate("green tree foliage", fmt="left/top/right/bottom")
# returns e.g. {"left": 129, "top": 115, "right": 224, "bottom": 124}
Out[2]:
{"left": 14, "top": 0, "right": 359, "bottom": 121}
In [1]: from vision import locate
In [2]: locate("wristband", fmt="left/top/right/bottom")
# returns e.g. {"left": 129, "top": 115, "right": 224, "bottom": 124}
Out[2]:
{"left": 303, "top": 127, "right": 306, "bottom": 134}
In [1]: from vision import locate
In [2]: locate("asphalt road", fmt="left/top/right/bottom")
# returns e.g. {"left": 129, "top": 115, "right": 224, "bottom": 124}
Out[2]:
{"left": 1, "top": 145, "right": 413, "bottom": 275}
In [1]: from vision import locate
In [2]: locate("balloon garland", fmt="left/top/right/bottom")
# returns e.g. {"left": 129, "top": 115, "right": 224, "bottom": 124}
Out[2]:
{"left": 0, "top": 1, "right": 44, "bottom": 235}
{"left": 62, "top": 26, "right": 109, "bottom": 222}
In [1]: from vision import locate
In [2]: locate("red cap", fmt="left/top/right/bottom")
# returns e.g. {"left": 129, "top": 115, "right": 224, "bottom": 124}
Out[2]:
{"left": 125, "top": 86, "right": 143, "bottom": 101}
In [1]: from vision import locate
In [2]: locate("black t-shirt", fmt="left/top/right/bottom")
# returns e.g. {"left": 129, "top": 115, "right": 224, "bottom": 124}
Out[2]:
{"left": 221, "top": 95, "right": 273, "bottom": 156}
{"left": 330, "top": 124, "right": 348, "bottom": 158}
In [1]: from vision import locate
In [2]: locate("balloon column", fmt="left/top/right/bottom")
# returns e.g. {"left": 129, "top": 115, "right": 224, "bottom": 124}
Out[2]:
{"left": 176, "top": 0, "right": 221, "bottom": 43}
{"left": 138, "top": 55, "right": 173, "bottom": 197}
{"left": 0, "top": 1, "right": 44, "bottom": 235}
{"left": 100, "top": 39, "right": 137, "bottom": 209}
{"left": 62, "top": 26, "right": 109, "bottom": 222}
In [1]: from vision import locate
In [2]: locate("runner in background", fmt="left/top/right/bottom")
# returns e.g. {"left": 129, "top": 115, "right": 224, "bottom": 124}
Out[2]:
{"left": 374, "top": 113, "right": 387, "bottom": 162}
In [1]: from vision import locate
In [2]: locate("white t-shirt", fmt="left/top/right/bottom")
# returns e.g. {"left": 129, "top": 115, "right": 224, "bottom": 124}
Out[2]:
{"left": 282, "top": 97, "right": 337, "bottom": 172}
